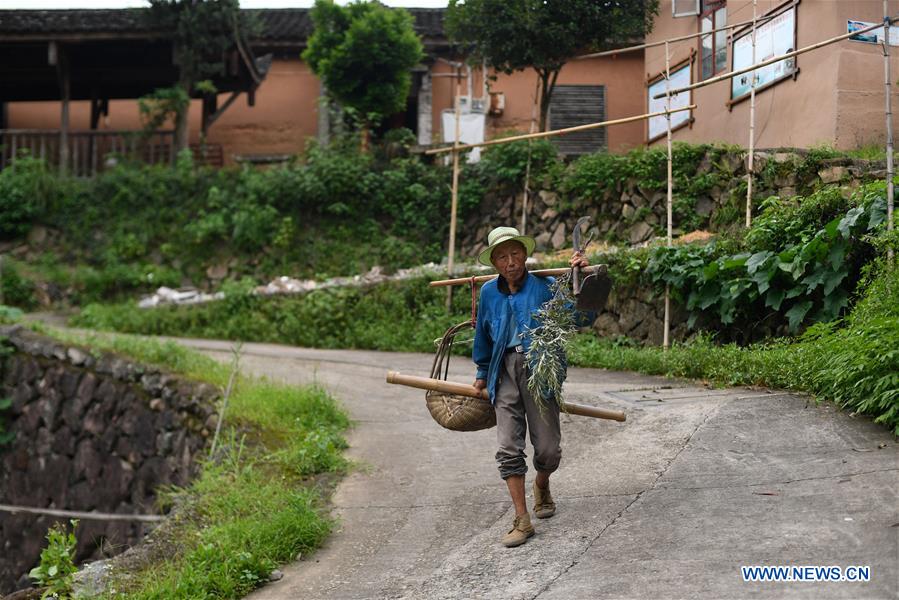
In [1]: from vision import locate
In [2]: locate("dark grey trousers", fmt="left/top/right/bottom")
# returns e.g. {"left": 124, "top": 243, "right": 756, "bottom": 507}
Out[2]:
{"left": 494, "top": 351, "right": 562, "bottom": 480}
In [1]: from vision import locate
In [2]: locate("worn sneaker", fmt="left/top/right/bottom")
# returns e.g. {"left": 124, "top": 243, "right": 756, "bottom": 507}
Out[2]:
{"left": 533, "top": 482, "right": 556, "bottom": 519}
{"left": 501, "top": 512, "right": 535, "bottom": 547}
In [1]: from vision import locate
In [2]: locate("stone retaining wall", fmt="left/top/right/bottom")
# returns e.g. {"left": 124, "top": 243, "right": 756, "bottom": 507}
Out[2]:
{"left": 460, "top": 150, "right": 888, "bottom": 258}
{"left": 0, "top": 326, "right": 219, "bottom": 595}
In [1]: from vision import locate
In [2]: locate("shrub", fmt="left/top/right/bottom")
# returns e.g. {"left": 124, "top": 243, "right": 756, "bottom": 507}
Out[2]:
{"left": 1, "top": 259, "right": 36, "bottom": 309}
{"left": 569, "top": 259, "right": 899, "bottom": 434}
{"left": 29, "top": 519, "right": 79, "bottom": 599}
{"left": 0, "top": 155, "right": 61, "bottom": 238}
{"left": 646, "top": 182, "right": 887, "bottom": 340}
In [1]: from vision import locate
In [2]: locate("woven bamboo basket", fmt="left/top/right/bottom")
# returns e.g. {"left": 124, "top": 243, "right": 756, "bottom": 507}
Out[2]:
{"left": 426, "top": 320, "right": 496, "bottom": 431}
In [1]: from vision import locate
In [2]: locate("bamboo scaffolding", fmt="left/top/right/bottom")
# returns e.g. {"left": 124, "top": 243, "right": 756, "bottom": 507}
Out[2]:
{"left": 425, "top": 105, "right": 696, "bottom": 156}
{"left": 520, "top": 78, "right": 542, "bottom": 235}
{"left": 577, "top": 14, "right": 776, "bottom": 60}
{"left": 663, "top": 39, "right": 673, "bottom": 350}
{"left": 652, "top": 19, "right": 895, "bottom": 100}
{"left": 446, "top": 67, "right": 463, "bottom": 311}
{"left": 885, "top": 2, "right": 896, "bottom": 261}
{"left": 746, "top": 0, "right": 758, "bottom": 228}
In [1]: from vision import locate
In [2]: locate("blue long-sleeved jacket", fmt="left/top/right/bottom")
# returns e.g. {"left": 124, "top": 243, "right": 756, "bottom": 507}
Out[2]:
{"left": 472, "top": 272, "right": 557, "bottom": 404}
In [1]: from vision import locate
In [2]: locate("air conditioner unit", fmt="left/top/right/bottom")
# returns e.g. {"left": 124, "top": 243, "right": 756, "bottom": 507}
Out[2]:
{"left": 489, "top": 91, "right": 505, "bottom": 116}
{"left": 672, "top": 0, "right": 699, "bottom": 17}
{"left": 471, "top": 97, "right": 487, "bottom": 113}
{"left": 456, "top": 95, "right": 472, "bottom": 113}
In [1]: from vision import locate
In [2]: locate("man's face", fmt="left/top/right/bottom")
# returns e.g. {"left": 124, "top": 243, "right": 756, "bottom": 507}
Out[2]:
{"left": 490, "top": 240, "right": 527, "bottom": 283}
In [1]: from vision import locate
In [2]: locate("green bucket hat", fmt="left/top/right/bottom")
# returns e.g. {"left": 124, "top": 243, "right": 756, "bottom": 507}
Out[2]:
{"left": 477, "top": 226, "right": 536, "bottom": 267}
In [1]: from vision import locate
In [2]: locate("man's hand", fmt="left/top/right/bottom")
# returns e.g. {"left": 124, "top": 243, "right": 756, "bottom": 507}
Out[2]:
{"left": 473, "top": 378, "right": 487, "bottom": 391}
{"left": 570, "top": 251, "right": 589, "bottom": 268}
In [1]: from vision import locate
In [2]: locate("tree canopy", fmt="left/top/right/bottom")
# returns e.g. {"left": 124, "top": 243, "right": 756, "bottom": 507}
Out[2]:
{"left": 446, "top": 0, "right": 659, "bottom": 131}
{"left": 146, "top": 0, "right": 250, "bottom": 150}
{"left": 303, "top": 0, "right": 424, "bottom": 133}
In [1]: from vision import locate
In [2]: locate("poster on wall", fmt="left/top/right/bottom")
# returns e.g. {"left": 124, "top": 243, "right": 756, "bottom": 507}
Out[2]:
{"left": 848, "top": 19, "right": 899, "bottom": 46}
{"left": 648, "top": 63, "right": 691, "bottom": 141}
{"left": 731, "top": 6, "right": 796, "bottom": 100}
{"left": 441, "top": 111, "right": 485, "bottom": 162}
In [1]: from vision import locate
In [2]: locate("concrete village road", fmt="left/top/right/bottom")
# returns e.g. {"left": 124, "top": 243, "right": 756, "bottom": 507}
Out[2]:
{"left": 174, "top": 338, "right": 898, "bottom": 600}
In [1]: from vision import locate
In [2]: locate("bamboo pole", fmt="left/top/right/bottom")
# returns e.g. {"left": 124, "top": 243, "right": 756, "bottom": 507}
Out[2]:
{"left": 663, "top": 40, "right": 673, "bottom": 350}
{"left": 520, "top": 78, "right": 541, "bottom": 235}
{"left": 746, "top": 0, "right": 758, "bottom": 228}
{"left": 0, "top": 503, "right": 164, "bottom": 523}
{"left": 429, "top": 264, "right": 606, "bottom": 288}
{"left": 577, "top": 14, "right": 776, "bottom": 60}
{"left": 446, "top": 67, "right": 462, "bottom": 311}
{"left": 652, "top": 20, "right": 894, "bottom": 100}
{"left": 386, "top": 371, "right": 626, "bottom": 422}
{"left": 885, "top": 1, "right": 895, "bottom": 261}
{"left": 425, "top": 105, "right": 696, "bottom": 156}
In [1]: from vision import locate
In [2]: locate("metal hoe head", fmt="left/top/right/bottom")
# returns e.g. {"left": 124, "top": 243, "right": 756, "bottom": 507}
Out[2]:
{"left": 571, "top": 216, "right": 612, "bottom": 312}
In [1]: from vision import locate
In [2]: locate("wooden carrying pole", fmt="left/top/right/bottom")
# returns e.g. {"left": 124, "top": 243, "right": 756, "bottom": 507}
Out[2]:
{"left": 425, "top": 105, "right": 696, "bottom": 156}
{"left": 386, "top": 371, "right": 626, "bottom": 422}
{"left": 429, "top": 264, "right": 606, "bottom": 288}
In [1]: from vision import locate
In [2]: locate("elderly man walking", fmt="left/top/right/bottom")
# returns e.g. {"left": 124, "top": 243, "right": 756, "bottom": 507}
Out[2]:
{"left": 472, "top": 226, "right": 588, "bottom": 547}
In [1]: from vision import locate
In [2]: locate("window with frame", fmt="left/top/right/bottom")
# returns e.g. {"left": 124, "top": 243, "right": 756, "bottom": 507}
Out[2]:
{"left": 700, "top": 0, "right": 727, "bottom": 80}
{"left": 548, "top": 85, "right": 606, "bottom": 155}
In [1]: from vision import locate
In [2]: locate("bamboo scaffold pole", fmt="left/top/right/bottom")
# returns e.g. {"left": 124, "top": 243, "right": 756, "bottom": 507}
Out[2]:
{"left": 663, "top": 39, "right": 673, "bottom": 350}
{"left": 447, "top": 66, "right": 463, "bottom": 311}
{"left": 521, "top": 78, "right": 541, "bottom": 235}
{"left": 885, "top": 1, "right": 896, "bottom": 261}
{"left": 576, "top": 14, "right": 776, "bottom": 60}
{"left": 652, "top": 19, "right": 895, "bottom": 100}
{"left": 746, "top": 0, "right": 758, "bottom": 228}
{"left": 425, "top": 105, "right": 696, "bottom": 156}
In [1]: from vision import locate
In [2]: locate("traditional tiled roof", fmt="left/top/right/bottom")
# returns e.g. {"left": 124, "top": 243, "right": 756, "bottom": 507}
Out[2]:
{"left": 0, "top": 9, "right": 149, "bottom": 35}
{"left": 0, "top": 7, "right": 446, "bottom": 42}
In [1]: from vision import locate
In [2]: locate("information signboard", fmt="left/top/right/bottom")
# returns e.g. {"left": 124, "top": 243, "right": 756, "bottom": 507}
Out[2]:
{"left": 731, "top": 7, "right": 796, "bottom": 101}
{"left": 648, "top": 63, "right": 692, "bottom": 141}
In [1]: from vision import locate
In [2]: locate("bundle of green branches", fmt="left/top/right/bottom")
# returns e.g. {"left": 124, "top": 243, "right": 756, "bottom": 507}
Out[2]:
{"left": 526, "top": 273, "right": 576, "bottom": 414}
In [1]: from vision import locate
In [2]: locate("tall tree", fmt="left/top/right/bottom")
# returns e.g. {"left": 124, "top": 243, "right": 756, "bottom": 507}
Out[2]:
{"left": 446, "top": 0, "right": 659, "bottom": 131}
{"left": 303, "top": 0, "right": 424, "bottom": 147}
{"left": 146, "top": 0, "right": 247, "bottom": 151}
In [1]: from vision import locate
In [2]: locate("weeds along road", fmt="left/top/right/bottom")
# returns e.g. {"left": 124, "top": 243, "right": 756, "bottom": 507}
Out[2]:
{"left": 176, "top": 338, "right": 899, "bottom": 600}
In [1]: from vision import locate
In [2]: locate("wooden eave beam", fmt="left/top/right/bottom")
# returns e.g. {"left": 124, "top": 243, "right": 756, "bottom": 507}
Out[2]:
{"left": 0, "top": 31, "right": 167, "bottom": 43}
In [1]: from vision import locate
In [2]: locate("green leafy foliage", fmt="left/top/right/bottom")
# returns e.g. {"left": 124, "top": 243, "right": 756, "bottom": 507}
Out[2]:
{"left": 0, "top": 154, "right": 60, "bottom": 238}
{"left": 1, "top": 258, "right": 37, "bottom": 309}
{"left": 72, "top": 275, "right": 477, "bottom": 353}
{"left": 446, "top": 0, "right": 659, "bottom": 130}
{"left": 43, "top": 330, "right": 349, "bottom": 598}
{"left": 138, "top": 85, "right": 190, "bottom": 134}
{"left": 1, "top": 138, "right": 463, "bottom": 304}
{"left": 569, "top": 259, "right": 899, "bottom": 435}
{"left": 526, "top": 274, "right": 575, "bottom": 412}
{"left": 303, "top": 0, "right": 424, "bottom": 127}
{"left": 0, "top": 395, "right": 12, "bottom": 446}
{"left": 29, "top": 520, "right": 79, "bottom": 599}
{"left": 145, "top": 0, "right": 253, "bottom": 149}
{"left": 646, "top": 183, "right": 887, "bottom": 339}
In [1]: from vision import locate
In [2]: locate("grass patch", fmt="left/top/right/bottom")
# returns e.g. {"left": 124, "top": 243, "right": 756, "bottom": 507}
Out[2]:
{"left": 41, "top": 328, "right": 350, "bottom": 598}
{"left": 569, "top": 260, "right": 899, "bottom": 435}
